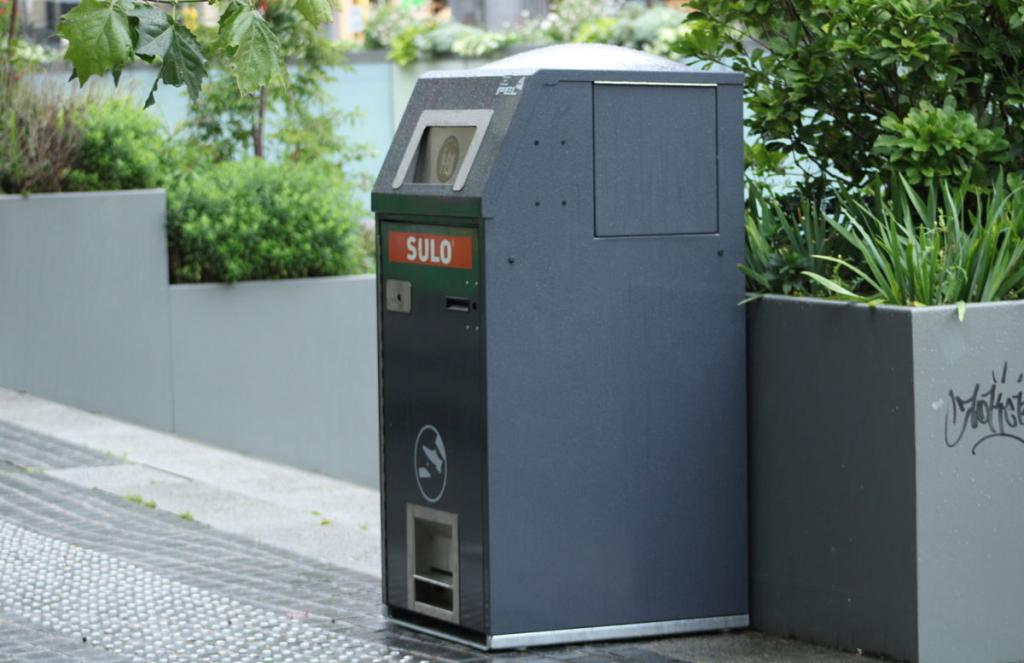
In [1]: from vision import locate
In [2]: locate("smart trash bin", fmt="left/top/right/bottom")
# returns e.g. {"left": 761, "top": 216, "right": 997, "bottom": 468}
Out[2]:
{"left": 371, "top": 43, "right": 747, "bottom": 650}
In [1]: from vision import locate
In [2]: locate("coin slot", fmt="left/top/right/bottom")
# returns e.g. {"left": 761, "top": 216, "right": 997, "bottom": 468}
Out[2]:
{"left": 385, "top": 280, "right": 412, "bottom": 313}
{"left": 445, "top": 296, "right": 470, "bottom": 312}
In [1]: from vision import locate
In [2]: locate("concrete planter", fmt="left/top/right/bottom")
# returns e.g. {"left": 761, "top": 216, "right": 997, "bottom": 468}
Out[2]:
{"left": 0, "top": 190, "right": 174, "bottom": 429}
{"left": 749, "top": 295, "right": 1024, "bottom": 663}
{"left": 170, "top": 276, "right": 379, "bottom": 487}
{"left": 0, "top": 191, "right": 379, "bottom": 487}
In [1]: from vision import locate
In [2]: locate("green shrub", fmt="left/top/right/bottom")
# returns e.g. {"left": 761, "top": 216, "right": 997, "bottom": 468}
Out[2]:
{"left": 167, "top": 158, "right": 369, "bottom": 283}
{"left": 0, "top": 81, "right": 84, "bottom": 194}
{"left": 673, "top": 0, "right": 1024, "bottom": 190}
{"left": 373, "top": 2, "right": 686, "bottom": 66}
{"left": 65, "top": 97, "right": 170, "bottom": 191}
{"left": 364, "top": 3, "right": 417, "bottom": 50}
{"left": 386, "top": 16, "right": 441, "bottom": 65}
{"left": 873, "top": 98, "right": 1010, "bottom": 185}
{"left": 575, "top": 6, "right": 686, "bottom": 54}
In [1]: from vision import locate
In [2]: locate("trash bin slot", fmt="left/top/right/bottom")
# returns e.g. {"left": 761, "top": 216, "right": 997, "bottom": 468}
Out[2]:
{"left": 407, "top": 505, "right": 459, "bottom": 622}
{"left": 445, "top": 296, "right": 470, "bottom": 312}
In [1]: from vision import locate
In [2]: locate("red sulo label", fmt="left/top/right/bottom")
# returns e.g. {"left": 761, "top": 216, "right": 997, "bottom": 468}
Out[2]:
{"left": 388, "top": 231, "right": 473, "bottom": 270}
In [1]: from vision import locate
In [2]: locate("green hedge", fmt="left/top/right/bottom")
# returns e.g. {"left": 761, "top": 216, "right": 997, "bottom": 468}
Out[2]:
{"left": 65, "top": 97, "right": 169, "bottom": 192}
{"left": 167, "top": 158, "right": 369, "bottom": 284}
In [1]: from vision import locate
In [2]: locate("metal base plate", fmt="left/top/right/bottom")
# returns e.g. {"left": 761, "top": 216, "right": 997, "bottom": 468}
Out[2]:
{"left": 387, "top": 609, "right": 750, "bottom": 651}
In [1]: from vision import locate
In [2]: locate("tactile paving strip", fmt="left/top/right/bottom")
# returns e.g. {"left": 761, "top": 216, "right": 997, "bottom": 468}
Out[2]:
{"left": 0, "top": 520, "right": 430, "bottom": 663}
{"left": 0, "top": 421, "right": 118, "bottom": 471}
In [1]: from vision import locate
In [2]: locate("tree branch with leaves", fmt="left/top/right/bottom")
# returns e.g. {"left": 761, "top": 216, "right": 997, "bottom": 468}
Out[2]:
{"left": 58, "top": 0, "right": 337, "bottom": 106}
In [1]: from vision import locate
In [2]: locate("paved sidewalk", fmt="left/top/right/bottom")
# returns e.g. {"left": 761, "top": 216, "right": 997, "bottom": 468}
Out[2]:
{"left": 0, "top": 389, "right": 881, "bottom": 662}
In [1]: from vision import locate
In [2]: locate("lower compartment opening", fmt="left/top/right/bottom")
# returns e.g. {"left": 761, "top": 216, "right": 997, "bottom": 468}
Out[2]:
{"left": 413, "top": 579, "right": 453, "bottom": 612}
{"left": 407, "top": 504, "right": 459, "bottom": 622}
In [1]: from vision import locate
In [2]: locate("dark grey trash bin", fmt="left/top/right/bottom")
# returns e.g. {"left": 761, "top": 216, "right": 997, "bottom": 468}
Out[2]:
{"left": 371, "top": 43, "right": 747, "bottom": 650}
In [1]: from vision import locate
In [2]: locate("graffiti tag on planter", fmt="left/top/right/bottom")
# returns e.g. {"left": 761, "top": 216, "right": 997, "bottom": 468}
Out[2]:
{"left": 944, "top": 362, "right": 1024, "bottom": 454}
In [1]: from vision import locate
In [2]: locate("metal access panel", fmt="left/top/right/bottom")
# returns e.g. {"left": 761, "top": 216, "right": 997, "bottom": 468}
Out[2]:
{"left": 593, "top": 83, "right": 719, "bottom": 236}
{"left": 377, "top": 220, "right": 488, "bottom": 632}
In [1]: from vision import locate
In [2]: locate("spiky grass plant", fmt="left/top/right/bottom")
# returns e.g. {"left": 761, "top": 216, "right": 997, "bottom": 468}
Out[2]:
{"left": 741, "top": 183, "right": 847, "bottom": 300}
{"left": 802, "top": 177, "right": 1024, "bottom": 317}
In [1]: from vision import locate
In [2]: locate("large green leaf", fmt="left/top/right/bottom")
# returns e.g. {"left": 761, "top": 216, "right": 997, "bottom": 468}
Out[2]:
{"left": 128, "top": 2, "right": 171, "bottom": 54}
{"left": 137, "top": 22, "right": 207, "bottom": 105}
{"left": 296, "top": 0, "right": 335, "bottom": 26}
{"left": 58, "top": 0, "right": 135, "bottom": 84}
{"left": 218, "top": 4, "right": 281, "bottom": 94}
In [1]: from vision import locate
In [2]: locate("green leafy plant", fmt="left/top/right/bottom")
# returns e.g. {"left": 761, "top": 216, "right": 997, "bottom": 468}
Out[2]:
{"left": 65, "top": 96, "right": 171, "bottom": 191}
{"left": 1, "top": 35, "right": 59, "bottom": 73}
{"left": 56, "top": 0, "right": 339, "bottom": 105}
{"left": 873, "top": 97, "right": 1010, "bottom": 185}
{"left": 371, "top": 2, "right": 686, "bottom": 66}
{"left": 575, "top": 5, "right": 686, "bottom": 54}
{"left": 167, "top": 158, "right": 369, "bottom": 283}
{"left": 450, "top": 24, "right": 520, "bottom": 59}
{"left": 185, "top": 0, "right": 364, "bottom": 163}
{"left": 385, "top": 14, "right": 439, "bottom": 65}
{"left": 0, "top": 82, "right": 85, "bottom": 193}
{"left": 363, "top": 2, "right": 415, "bottom": 50}
{"left": 803, "top": 177, "right": 1024, "bottom": 311}
{"left": 741, "top": 183, "right": 847, "bottom": 298}
{"left": 673, "top": 0, "right": 1024, "bottom": 190}
{"left": 539, "top": 0, "right": 624, "bottom": 43}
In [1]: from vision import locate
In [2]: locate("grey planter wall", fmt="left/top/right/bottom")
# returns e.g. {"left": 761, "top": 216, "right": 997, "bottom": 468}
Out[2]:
{"left": 749, "top": 295, "right": 1024, "bottom": 663}
{"left": 0, "top": 191, "right": 174, "bottom": 430}
{"left": 0, "top": 192, "right": 379, "bottom": 487}
{"left": 170, "top": 276, "right": 379, "bottom": 487}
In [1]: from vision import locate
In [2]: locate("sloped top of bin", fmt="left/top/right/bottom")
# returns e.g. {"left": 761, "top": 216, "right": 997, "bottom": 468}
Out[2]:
{"left": 475, "top": 43, "right": 691, "bottom": 74}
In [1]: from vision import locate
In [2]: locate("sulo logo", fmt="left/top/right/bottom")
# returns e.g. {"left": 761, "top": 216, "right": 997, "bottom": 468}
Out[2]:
{"left": 406, "top": 235, "right": 453, "bottom": 265}
{"left": 414, "top": 425, "right": 447, "bottom": 503}
{"left": 388, "top": 231, "right": 473, "bottom": 270}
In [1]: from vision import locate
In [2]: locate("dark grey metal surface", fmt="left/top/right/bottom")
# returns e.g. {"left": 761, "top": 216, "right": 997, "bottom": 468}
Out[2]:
{"left": 594, "top": 84, "right": 719, "bottom": 237}
{"left": 378, "top": 220, "right": 488, "bottom": 633}
{"left": 748, "top": 296, "right": 919, "bottom": 661}
{"left": 481, "top": 75, "right": 746, "bottom": 636}
{"left": 480, "top": 43, "right": 693, "bottom": 73}
{"left": 374, "top": 44, "right": 747, "bottom": 644}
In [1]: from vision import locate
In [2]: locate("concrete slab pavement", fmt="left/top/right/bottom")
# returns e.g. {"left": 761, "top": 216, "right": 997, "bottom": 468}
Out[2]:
{"left": 0, "top": 387, "right": 885, "bottom": 662}
{"left": 0, "top": 387, "right": 381, "bottom": 577}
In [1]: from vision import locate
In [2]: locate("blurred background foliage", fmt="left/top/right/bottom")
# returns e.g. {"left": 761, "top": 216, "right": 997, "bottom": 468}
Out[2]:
{"left": 4, "top": 0, "right": 1024, "bottom": 302}
{"left": 365, "top": 0, "right": 688, "bottom": 65}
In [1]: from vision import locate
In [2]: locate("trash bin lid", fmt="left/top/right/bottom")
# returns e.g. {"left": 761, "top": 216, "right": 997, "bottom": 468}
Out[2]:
{"left": 480, "top": 43, "right": 690, "bottom": 73}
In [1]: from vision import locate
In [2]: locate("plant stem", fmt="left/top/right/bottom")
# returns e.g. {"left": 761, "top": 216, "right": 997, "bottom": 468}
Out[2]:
{"left": 5, "top": 0, "right": 19, "bottom": 84}
{"left": 6, "top": 0, "right": 16, "bottom": 44}
{"left": 253, "top": 85, "right": 267, "bottom": 158}
{"left": 250, "top": 0, "right": 269, "bottom": 159}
